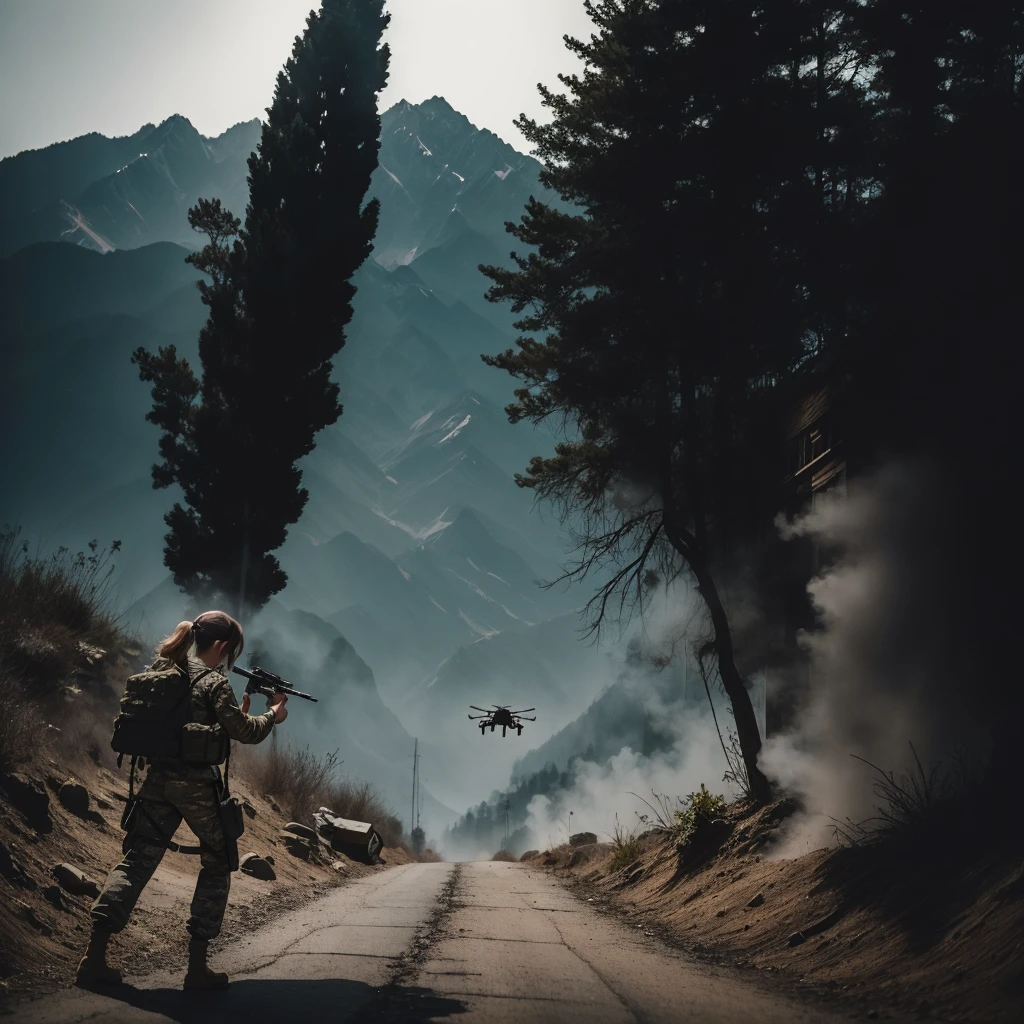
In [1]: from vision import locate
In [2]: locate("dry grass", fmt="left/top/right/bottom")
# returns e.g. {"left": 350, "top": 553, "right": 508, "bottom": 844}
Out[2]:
{"left": 491, "top": 849, "right": 517, "bottom": 862}
{"left": 0, "top": 527, "right": 130, "bottom": 773}
{"left": 236, "top": 741, "right": 403, "bottom": 846}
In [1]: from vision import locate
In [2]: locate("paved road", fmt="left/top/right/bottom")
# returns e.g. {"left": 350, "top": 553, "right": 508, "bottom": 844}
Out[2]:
{"left": 12, "top": 861, "right": 858, "bottom": 1023}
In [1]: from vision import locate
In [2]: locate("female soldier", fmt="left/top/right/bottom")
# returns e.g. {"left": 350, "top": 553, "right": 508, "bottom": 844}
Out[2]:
{"left": 76, "top": 610, "right": 288, "bottom": 991}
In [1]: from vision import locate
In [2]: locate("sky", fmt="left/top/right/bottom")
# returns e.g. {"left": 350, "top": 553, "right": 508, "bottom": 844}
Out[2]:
{"left": 0, "top": 0, "right": 595, "bottom": 160}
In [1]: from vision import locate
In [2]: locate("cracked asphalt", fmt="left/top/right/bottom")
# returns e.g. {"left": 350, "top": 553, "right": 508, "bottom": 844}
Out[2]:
{"left": 9, "top": 862, "right": 860, "bottom": 1023}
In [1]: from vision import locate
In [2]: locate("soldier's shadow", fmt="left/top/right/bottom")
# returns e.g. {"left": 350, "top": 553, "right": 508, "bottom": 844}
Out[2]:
{"left": 104, "top": 978, "right": 468, "bottom": 1022}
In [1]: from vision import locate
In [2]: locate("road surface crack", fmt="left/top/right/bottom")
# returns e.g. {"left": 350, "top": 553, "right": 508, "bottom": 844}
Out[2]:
{"left": 363, "top": 863, "right": 466, "bottom": 1022}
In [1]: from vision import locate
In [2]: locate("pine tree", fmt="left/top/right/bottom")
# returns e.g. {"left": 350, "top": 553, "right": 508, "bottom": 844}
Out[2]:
{"left": 134, "top": 1, "right": 390, "bottom": 610}
{"left": 481, "top": 0, "right": 855, "bottom": 802}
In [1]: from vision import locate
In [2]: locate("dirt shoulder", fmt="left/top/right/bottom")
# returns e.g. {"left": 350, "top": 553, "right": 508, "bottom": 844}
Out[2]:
{"left": 528, "top": 801, "right": 1024, "bottom": 1024}
{"left": 0, "top": 754, "right": 412, "bottom": 996}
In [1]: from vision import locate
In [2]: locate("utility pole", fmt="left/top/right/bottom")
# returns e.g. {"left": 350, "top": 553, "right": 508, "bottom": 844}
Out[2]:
{"left": 410, "top": 739, "right": 425, "bottom": 855}
{"left": 410, "top": 738, "right": 418, "bottom": 838}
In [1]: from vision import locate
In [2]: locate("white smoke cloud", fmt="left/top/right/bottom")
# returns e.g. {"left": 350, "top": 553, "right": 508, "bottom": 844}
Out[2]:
{"left": 763, "top": 461, "right": 971, "bottom": 854}
{"left": 522, "top": 708, "right": 735, "bottom": 849}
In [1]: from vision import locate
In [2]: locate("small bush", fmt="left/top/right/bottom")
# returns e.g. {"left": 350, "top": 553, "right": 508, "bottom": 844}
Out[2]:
{"left": 492, "top": 849, "right": 517, "bottom": 862}
{"left": 610, "top": 815, "right": 642, "bottom": 871}
{"left": 635, "top": 783, "right": 727, "bottom": 845}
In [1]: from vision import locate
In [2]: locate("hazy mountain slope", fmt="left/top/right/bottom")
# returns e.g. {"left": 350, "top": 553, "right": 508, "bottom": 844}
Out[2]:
{"left": 0, "top": 117, "right": 260, "bottom": 256}
{"left": 0, "top": 122, "right": 158, "bottom": 225}
{"left": 1, "top": 241, "right": 199, "bottom": 331}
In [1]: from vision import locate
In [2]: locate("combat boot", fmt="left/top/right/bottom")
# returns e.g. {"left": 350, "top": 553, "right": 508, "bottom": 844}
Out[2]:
{"left": 75, "top": 926, "right": 122, "bottom": 987}
{"left": 183, "top": 938, "right": 229, "bottom": 991}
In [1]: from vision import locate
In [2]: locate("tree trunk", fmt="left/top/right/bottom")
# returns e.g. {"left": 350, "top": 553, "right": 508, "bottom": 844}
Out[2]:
{"left": 238, "top": 499, "right": 250, "bottom": 620}
{"left": 664, "top": 522, "right": 773, "bottom": 804}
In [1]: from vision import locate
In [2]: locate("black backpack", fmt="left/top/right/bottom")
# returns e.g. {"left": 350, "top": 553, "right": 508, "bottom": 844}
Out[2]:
{"left": 111, "top": 661, "right": 214, "bottom": 760}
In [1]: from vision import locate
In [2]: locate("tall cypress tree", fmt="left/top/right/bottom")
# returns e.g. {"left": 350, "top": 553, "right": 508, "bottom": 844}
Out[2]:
{"left": 134, "top": 1, "right": 390, "bottom": 610}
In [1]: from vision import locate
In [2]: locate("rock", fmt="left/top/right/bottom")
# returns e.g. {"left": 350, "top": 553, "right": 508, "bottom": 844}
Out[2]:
{"left": 747, "top": 892, "right": 765, "bottom": 908}
{"left": 279, "top": 831, "right": 312, "bottom": 860}
{"left": 265, "top": 796, "right": 282, "bottom": 814}
{"left": 42, "top": 885, "right": 66, "bottom": 910}
{"left": 282, "top": 821, "right": 317, "bottom": 842}
{"left": 265, "top": 855, "right": 275, "bottom": 866}
{"left": 520, "top": 850, "right": 540, "bottom": 862}
{"left": 570, "top": 832, "right": 598, "bottom": 848}
{"left": 239, "top": 853, "right": 277, "bottom": 881}
{"left": 331, "top": 860, "right": 350, "bottom": 874}
{"left": 242, "top": 799, "right": 257, "bottom": 819}
{"left": 1, "top": 773, "right": 53, "bottom": 833}
{"left": 57, "top": 782, "right": 91, "bottom": 817}
{"left": 0, "top": 840, "right": 36, "bottom": 890}
{"left": 52, "top": 863, "right": 100, "bottom": 898}
{"left": 716, "top": 909, "right": 728, "bottom": 917}
{"left": 788, "top": 931, "right": 807, "bottom": 947}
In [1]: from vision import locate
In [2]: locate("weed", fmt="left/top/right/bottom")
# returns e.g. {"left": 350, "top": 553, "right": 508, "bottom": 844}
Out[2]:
{"left": 831, "top": 743, "right": 983, "bottom": 850}
{"left": 610, "top": 814, "right": 642, "bottom": 871}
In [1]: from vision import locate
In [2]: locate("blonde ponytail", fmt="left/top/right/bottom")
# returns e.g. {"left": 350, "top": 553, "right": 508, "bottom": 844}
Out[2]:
{"left": 157, "top": 620, "right": 194, "bottom": 665}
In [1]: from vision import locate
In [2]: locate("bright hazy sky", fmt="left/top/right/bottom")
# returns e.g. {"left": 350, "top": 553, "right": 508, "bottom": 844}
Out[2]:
{"left": 0, "top": 0, "right": 596, "bottom": 160}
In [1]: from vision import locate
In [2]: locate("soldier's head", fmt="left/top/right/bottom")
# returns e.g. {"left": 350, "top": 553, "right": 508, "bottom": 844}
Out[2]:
{"left": 158, "top": 610, "right": 244, "bottom": 671}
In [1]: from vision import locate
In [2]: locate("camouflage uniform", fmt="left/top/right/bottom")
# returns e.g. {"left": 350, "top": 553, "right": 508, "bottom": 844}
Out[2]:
{"left": 91, "top": 655, "right": 275, "bottom": 940}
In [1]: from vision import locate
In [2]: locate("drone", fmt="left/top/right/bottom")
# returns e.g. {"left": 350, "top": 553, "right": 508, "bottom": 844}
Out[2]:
{"left": 468, "top": 705, "right": 536, "bottom": 737}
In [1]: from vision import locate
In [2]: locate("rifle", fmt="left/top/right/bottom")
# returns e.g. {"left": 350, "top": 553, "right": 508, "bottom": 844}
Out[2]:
{"left": 232, "top": 665, "right": 318, "bottom": 703}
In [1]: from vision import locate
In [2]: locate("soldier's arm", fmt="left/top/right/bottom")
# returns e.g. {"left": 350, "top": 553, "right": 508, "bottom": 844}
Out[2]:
{"left": 208, "top": 675, "right": 276, "bottom": 744}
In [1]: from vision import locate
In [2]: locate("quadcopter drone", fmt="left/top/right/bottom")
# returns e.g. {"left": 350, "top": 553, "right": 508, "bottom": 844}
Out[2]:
{"left": 468, "top": 705, "right": 536, "bottom": 736}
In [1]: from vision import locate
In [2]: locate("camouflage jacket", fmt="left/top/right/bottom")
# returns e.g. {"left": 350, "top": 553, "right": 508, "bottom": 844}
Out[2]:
{"left": 146, "top": 654, "right": 275, "bottom": 782}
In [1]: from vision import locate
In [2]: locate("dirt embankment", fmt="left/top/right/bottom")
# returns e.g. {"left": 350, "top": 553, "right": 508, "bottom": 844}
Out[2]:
{"left": 528, "top": 801, "right": 1024, "bottom": 1024}
{"left": 0, "top": 753, "right": 412, "bottom": 996}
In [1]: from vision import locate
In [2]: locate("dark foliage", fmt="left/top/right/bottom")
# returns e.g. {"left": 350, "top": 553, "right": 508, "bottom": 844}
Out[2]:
{"left": 134, "top": 1, "right": 391, "bottom": 610}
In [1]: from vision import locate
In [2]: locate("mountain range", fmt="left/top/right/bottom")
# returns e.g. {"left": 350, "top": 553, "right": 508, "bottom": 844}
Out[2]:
{"left": 0, "top": 99, "right": 613, "bottom": 831}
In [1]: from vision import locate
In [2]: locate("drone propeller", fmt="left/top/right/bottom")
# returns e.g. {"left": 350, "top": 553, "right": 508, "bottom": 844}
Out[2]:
{"left": 509, "top": 708, "right": 535, "bottom": 715}
{"left": 493, "top": 705, "right": 511, "bottom": 709}
{"left": 468, "top": 713, "right": 488, "bottom": 720}
{"left": 469, "top": 706, "right": 491, "bottom": 713}
{"left": 517, "top": 715, "right": 537, "bottom": 722}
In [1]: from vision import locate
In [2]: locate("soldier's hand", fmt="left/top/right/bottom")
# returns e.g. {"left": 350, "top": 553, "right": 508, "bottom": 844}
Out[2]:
{"left": 241, "top": 693, "right": 251, "bottom": 715}
{"left": 269, "top": 693, "right": 289, "bottom": 724}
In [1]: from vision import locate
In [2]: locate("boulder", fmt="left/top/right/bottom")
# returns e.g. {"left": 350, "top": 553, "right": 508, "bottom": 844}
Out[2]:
{"left": 239, "top": 853, "right": 277, "bottom": 881}
{"left": 42, "top": 885, "right": 66, "bottom": 910}
{"left": 279, "top": 831, "right": 312, "bottom": 860}
{"left": 1, "top": 773, "right": 53, "bottom": 833}
{"left": 520, "top": 850, "right": 540, "bottom": 862}
{"left": 57, "top": 782, "right": 91, "bottom": 817}
{"left": 570, "top": 832, "right": 598, "bottom": 848}
{"left": 242, "top": 799, "right": 257, "bottom": 819}
{"left": 52, "top": 863, "right": 100, "bottom": 898}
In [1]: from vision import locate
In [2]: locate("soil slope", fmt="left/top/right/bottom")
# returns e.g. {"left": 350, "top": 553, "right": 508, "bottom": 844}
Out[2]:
{"left": 529, "top": 801, "right": 1024, "bottom": 1024}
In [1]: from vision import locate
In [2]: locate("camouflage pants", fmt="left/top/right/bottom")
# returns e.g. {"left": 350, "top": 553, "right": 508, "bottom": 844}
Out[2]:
{"left": 91, "top": 772, "right": 231, "bottom": 940}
